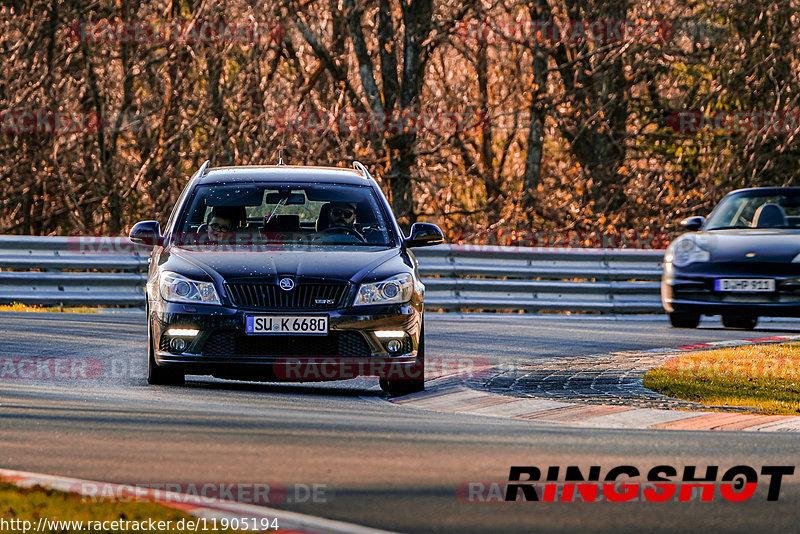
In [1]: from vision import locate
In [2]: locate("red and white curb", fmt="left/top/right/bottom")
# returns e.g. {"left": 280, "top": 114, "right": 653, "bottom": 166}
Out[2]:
{"left": 0, "top": 468, "right": 396, "bottom": 534}
{"left": 392, "top": 335, "right": 800, "bottom": 432}
{"left": 671, "top": 334, "right": 800, "bottom": 352}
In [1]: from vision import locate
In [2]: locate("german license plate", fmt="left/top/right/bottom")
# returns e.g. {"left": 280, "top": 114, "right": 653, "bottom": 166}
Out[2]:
{"left": 245, "top": 315, "right": 328, "bottom": 335}
{"left": 714, "top": 279, "right": 775, "bottom": 292}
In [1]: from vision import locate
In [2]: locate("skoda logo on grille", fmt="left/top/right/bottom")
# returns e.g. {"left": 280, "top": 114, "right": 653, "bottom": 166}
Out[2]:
{"left": 279, "top": 278, "right": 295, "bottom": 291}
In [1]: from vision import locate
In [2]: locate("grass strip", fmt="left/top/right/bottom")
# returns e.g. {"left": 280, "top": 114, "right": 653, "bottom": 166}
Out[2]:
{"left": 0, "top": 302, "right": 97, "bottom": 313}
{"left": 0, "top": 480, "right": 245, "bottom": 533}
{"left": 643, "top": 342, "right": 800, "bottom": 415}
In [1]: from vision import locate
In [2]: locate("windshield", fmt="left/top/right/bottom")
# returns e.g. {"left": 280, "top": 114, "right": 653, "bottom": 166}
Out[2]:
{"left": 175, "top": 182, "right": 395, "bottom": 247}
{"left": 705, "top": 190, "right": 800, "bottom": 230}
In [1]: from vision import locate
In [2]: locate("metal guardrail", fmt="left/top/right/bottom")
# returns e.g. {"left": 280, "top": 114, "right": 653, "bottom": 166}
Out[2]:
{"left": 0, "top": 237, "right": 665, "bottom": 312}
{"left": 414, "top": 245, "right": 664, "bottom": 313}
{"left": 0, "top": 236, "right": 148, "bottom": 306}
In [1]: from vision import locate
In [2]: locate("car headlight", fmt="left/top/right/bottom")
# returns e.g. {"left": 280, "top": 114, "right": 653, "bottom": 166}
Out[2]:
{"left": 793, "top": 253, "right": 800, "bottom": 263}
{"left": 354, "top": 274, "right": 413, "bottom": 306}
{"left": 159, "top": 271, "right": 220, "bottom": 305}
{"left": 665, "top": 236, "right": 710, "bottom": 267}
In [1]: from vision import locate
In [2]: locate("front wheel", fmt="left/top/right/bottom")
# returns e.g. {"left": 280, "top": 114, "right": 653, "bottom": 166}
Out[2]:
{"left": 669, "top": 312, "right": 701, "bottom": 328}
{"left": 721, "top": 314, "right": 758, "bottom": 330}
{"left": 147, "top": 319, "right": 185, "bottom": 386}
{"left": 380, "top": 326, "right": 425, "bottom": 397}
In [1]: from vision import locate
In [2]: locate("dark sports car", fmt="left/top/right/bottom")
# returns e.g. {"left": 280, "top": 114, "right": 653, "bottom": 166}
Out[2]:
{"left": 661, "top": 187, "right": 800, "bottom": 329}
{"left": 129, "top": 161, "right": 443, "bottom": 395}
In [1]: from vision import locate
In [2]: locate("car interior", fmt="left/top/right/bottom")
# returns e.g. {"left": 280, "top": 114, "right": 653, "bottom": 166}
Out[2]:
{"left": 710, "top": 194, "right": 800, "bottom": 229}
{"left": 179, "top": 184, "right": 392, "bottom": 245}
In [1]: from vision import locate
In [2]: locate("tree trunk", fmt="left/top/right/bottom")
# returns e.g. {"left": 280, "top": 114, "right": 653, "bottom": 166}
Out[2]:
{"left": 522, "top": 40, "right": 547, "bottom": 198}
{"left": 387, "top": 134, "right": 415, "bottom": 231}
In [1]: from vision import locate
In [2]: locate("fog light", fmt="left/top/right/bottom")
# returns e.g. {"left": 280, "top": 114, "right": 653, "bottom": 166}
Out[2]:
{"left": 386, "top": 339, "right": 402, "bottom": 353}
{"left": 170, "top": 338, "right": 187, "bottom": 352}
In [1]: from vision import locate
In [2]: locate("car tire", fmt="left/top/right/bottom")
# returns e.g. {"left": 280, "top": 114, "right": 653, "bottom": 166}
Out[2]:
{"left": 380, "top": 325, "right": 425, "bottom": 397}
{"left": 147, "top": 315, "right": 185, "bottom": 386}
{"left": 668, "top": 312, "right": 701, "bottom": 329}
{"left": 721, "top": 314, "right": 759, "bottom": 330}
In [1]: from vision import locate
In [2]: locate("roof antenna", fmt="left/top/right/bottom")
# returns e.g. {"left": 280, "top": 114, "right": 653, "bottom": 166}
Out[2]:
{"left": 278, "top": 149, "right": 285, "bottom": 166}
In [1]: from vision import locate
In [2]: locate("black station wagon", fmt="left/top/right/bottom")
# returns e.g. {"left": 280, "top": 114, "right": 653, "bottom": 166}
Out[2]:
{"left": 129, "top": 161, "right": 444, "bottom": 396}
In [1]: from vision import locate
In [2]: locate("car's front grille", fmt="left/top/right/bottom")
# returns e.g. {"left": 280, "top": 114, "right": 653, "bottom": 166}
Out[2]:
{"left": 225, "top": 281, "right": 350, "bottom": 310}
{"left": 201, "top": 331, "right": 371, "bottom": 357}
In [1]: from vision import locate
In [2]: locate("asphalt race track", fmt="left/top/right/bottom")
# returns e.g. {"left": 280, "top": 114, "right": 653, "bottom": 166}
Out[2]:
{"left": 1, "top": 311, "right": 799, "bottom": 533}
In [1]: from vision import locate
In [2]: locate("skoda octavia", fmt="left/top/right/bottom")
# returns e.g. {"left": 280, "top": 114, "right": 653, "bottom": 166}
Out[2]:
{"left": 662, "top": 187, "right": 800, "bottom": 329}
{"left": 130, "top": 161, "right": 443, "bottom": 395}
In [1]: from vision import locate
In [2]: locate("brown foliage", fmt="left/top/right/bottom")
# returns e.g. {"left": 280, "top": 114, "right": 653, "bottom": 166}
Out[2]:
{"left": 1, "top": 0, "right": 798, "bottom": 243}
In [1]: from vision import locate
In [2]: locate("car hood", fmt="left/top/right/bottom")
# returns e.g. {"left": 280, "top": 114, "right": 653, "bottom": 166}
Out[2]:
{"left": 693, "top": 229, "right": 800, "bottom": 262}
{"left": 161, "top": 244, "right": 407, "bottom": 285}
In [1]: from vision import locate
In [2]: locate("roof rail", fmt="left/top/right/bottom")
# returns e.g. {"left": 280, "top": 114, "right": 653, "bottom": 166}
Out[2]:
{"left": 197, "top": 160, "right": 210, "bottom": 179}
{"left": 352, "top": 161, "right": 371, "bottom": 179}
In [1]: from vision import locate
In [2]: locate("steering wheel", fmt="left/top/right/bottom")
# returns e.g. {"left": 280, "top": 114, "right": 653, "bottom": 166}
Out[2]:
{"left": 316, "top": 226, "right": 366, "bottom": 242}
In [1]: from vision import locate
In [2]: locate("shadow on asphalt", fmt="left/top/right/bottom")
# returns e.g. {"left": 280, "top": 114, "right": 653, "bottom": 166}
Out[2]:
{"left": 182, "top": 379, "right": 384, "bottom": 397}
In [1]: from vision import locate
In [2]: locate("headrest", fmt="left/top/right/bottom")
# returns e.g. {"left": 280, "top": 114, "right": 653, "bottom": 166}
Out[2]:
{"left": 752, "top": 203, "right": 787, "bottom": 228}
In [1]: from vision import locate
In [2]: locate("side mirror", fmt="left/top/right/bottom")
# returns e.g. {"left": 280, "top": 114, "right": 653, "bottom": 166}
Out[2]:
{"left": 405, "top": 223, "right": 444, "bottom": 248}
{"left": 129, "top": 220, "right": 163, "bottom": 247}
{"left": 680, "top": 216, "right": 705, "bottom": 232}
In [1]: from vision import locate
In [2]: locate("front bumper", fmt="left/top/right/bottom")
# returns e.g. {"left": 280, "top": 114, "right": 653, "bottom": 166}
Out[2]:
{"left": 149, "top": 301, "right": 422, "bottom": 381}
{"left": 661, "top": 261, "right": 800, "bottom": 316}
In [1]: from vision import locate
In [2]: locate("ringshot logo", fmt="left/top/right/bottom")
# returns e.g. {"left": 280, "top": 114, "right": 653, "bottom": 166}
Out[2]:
{"left": 458, "top": 465, "right": 795, "bottom": 503}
